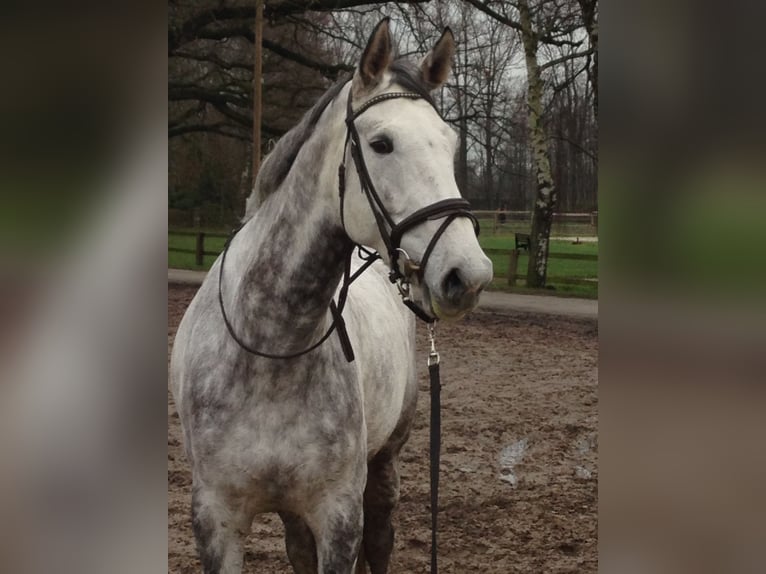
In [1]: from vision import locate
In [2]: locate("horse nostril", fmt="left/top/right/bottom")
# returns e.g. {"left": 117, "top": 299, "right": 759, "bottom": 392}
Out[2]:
{"left": 442, "top": 268, "right": 464, "bottom": 301}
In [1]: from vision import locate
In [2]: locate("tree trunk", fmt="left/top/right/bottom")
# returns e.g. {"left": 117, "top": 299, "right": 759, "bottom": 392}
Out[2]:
{"left": 519, "top": 0, "right": 557, "bottom": 288}
{"left": 458, "top": 113, "right": 468, "bottom": 193}
{"left": 577, "top": 0, "right": 598, "bottom": 119}
{"left": 484, "top": 111, "right": 494, "bottom": 207}
{"left": 457, "top": 22, "right": 469, "bottom": 195}
{"left": 250, "top": 0, "right": 264, "bottom": 217}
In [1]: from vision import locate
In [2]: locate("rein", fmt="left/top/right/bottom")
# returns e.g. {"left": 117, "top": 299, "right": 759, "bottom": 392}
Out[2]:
{"left": 218, "top": 227, "right": 377, "bottom": 361}
{"left": 427, "top": 323, "right": 441, "bottom": 574}
{"left": 218, "top": 87, "right": 479, "bottom": 574}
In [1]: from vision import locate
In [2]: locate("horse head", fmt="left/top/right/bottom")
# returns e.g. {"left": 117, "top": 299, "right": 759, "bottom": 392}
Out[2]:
{"left": 341, "top": 19, "right": 493, "bottom": 321}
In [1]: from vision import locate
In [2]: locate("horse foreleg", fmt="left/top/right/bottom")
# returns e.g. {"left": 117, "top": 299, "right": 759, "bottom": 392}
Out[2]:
{"left": 304, "top": 489, "right": 364, "bottom": 574}
{"left": 361, "top": 452, "right": 401, "bottom": 574}
{"left": 280, "top": 511, "right": 318, "bottom": 573}
{"left": 191, "top": 483, "right": 252, "bottom": 574}
{"left": 354, "top": 544, "right": 367, "bottom": 574}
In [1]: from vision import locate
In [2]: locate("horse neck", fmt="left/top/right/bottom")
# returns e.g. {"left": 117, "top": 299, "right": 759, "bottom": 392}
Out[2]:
{"left": 226, "top": 88, "right": 351, "bottom": 348}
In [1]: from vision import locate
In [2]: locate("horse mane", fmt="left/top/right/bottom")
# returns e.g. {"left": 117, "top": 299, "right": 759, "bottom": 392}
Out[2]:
{"left": 244, "top": 76, "right": 349, "bottom": 217}
{"left": 244, "top": 57, "right": 435, "bottom": 219}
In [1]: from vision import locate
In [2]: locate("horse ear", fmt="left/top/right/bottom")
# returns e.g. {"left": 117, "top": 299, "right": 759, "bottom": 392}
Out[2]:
{"left": 421, "top": 27, "right": 455, "bottom": 90}
{"left": 355, "top": 18, "right": 393, "bottom": 91}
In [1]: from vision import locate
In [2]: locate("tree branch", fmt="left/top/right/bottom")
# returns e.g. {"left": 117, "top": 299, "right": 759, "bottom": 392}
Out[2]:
{"left": 169, "top": 119, "right": 283, "bottom": 141}
{"left": 550, "top": 133, "right": 597, "bottom": 162}
{"left": 169, "top": 122, "right": 251, "bottom": 141}
{"left": 175, "top": 22, "right": 352, "bottom": 79}
{"left": 169, "top": 6, "right": 253, "bottom": 53}
{"left": 171, "top": 50, "right": 252, "bottom": 72}
{"left": 262, "top": 39, "right": 353, "bottom": 79}
{"left": 265, "top": 0, "right": 429, "bottom": 19}
{"left": 539, "top": 48, "right": 593, "bottom": 72}
{"left": 462, "top": 0, "right": 523, "bottom": 32}
{"left": 169, "top": 85, "right": 250, "bottom": 109}
{"left": 169, "top": 1, "right": 431, "bottom": 52}
{"left": 211, "top": 102, "right": 252, "bottom": 127}
{"left": 461, "top": 0, "right": 584, "bottom": 47}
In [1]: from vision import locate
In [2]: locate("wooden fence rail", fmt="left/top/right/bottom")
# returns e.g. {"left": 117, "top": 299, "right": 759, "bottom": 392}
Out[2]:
{"left": 169, "top": 229, "right": 598, "bottom": 286}
{"left": 473, "top": 210, "right": 598, "bottom": 234}
{"left": 482, "top": 247, "right": 598, "bottom": 286}
{"left": 168, "top": 230, "right": 229, "bottom": 265}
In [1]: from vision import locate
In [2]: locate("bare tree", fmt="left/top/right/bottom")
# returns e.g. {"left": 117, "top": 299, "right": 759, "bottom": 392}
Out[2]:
{"left": 169, "top": 0, "right": 597, "bottom": 244}
{"left": 463, "top": 0, "right": 593, "bottom": 287}
{"left": 576, "top": 0, "right": 598, "bottom": 118}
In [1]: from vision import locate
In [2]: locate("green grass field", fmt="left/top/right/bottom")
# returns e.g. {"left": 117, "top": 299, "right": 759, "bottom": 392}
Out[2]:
{"left": 481, "top": 234, "right": 598, "bottom": 298}
{"left": 169, "top": 229, "right": 599, "bottom": 298}
{"left": 168, "top": 231, "right": 227, "bottom": 270}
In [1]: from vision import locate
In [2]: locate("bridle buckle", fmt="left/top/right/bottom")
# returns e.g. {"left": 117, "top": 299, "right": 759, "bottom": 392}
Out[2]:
{"left": 396, "top": 247, "right": 421, "bottom": 278}
{"left": 403, "top": 257, "right": 421, "bottom": 277}
{"left": 395, "top": 276, "right": 412, "bottom": 301}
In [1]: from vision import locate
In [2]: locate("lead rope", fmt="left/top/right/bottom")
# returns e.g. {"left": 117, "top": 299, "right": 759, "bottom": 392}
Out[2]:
{"left": 427, "top": 323, "right": 441, "bottom": 574}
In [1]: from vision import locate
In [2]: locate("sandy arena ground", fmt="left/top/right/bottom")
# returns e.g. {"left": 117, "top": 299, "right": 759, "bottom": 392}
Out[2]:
{"left": 168, "top": 285, "right": 598, "bottom": 573}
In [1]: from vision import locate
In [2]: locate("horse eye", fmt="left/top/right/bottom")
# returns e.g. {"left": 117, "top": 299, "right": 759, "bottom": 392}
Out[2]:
{"left": 369, "top": 137, "right": 393, "bottom": 154}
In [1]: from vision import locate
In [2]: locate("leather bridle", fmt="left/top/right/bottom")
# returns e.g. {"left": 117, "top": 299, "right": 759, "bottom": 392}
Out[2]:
{"left": 218, "top": 86, "right": 480, "bottom": 362}
{"left": 339, "top": 89, "right": 480, "bottom": 323}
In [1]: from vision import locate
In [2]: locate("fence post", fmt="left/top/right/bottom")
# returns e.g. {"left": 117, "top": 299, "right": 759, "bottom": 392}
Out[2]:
{"left": 508, "top": 248, "right": 519, "bottom": 286}
{"left": 195, "top": 232, "right": 205, "bottom": 266}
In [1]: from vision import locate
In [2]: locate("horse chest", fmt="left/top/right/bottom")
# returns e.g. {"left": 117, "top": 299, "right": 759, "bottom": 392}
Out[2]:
{"left": 231, "top": 355, "right": 363, "bottom": 450}
{"left": 191, "top": 359, "right": 366, "bottom": 510}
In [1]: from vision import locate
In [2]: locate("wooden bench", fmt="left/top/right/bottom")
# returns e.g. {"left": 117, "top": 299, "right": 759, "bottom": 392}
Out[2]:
{"left": 515, "top": 233, "right": 530, "bottom": 251}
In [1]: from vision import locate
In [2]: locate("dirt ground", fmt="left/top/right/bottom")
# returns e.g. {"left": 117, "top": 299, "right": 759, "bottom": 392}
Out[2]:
{"left": 168, "top": 285, "right": 598, "bottom": 573}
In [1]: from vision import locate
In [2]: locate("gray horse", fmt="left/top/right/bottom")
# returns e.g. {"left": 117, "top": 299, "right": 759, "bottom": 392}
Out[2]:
{"left": 170, "top": 19, "right": 492, "bottom": 574}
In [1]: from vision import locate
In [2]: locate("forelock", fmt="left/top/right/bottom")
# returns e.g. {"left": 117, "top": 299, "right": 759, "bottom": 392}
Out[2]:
{"left": 389, "top": 59, "right": 435, "bottom": 107}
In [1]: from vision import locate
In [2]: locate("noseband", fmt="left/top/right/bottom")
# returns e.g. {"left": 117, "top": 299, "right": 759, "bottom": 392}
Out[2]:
{"left": 338, "top": 90, "right": 479, "bottom": 322}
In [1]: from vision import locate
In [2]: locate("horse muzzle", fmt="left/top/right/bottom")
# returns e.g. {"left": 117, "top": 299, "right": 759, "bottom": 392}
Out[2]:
{"left": 428, "top": 258, "right": 493, "bottom": 320}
